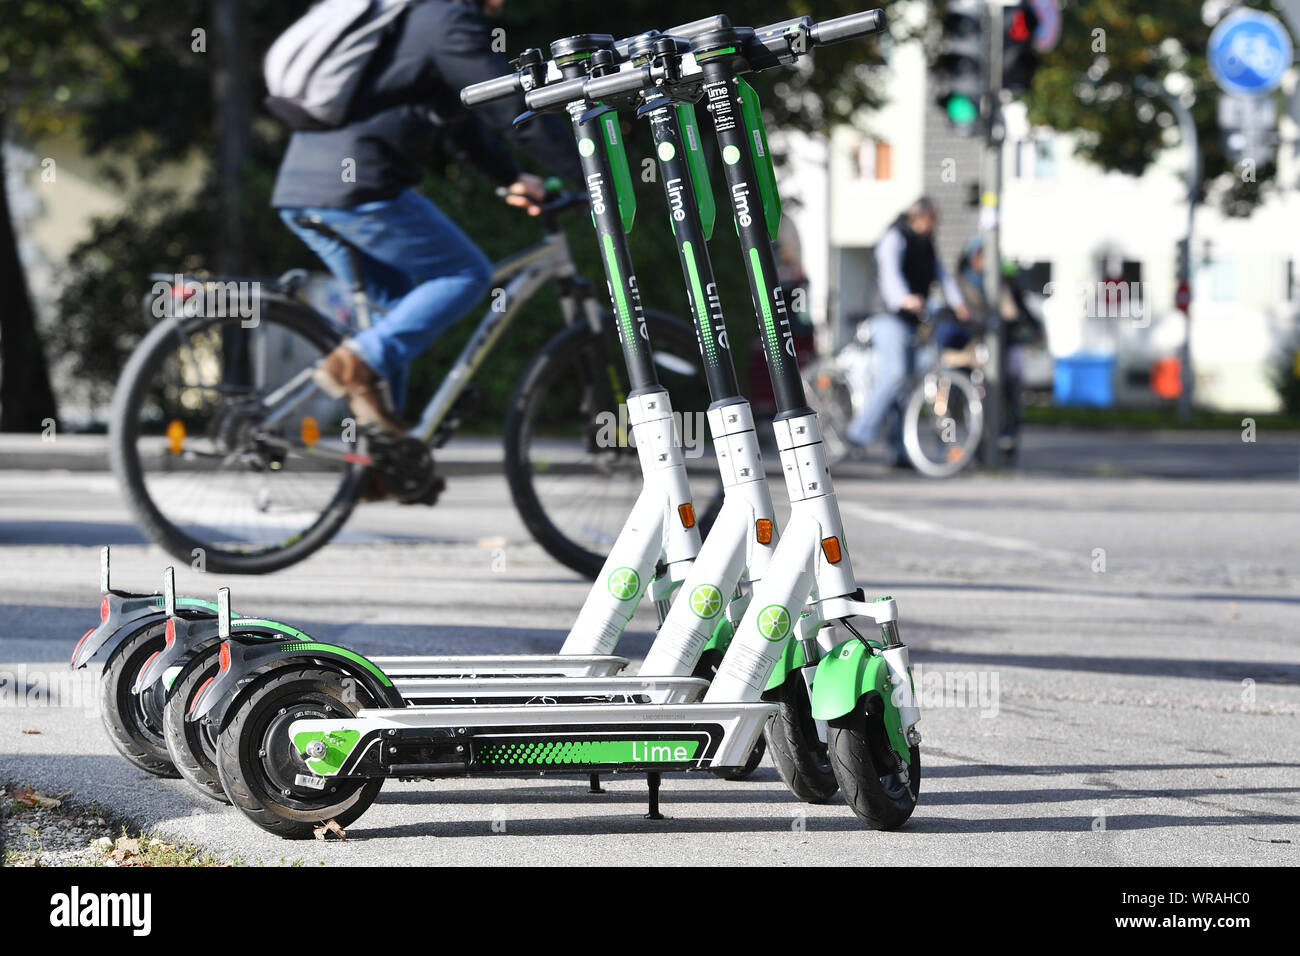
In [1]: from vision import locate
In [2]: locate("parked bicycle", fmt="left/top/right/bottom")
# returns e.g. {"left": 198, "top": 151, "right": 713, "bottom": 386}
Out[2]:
{"left": 803, "top": 307, "right": 986, "bottom": 478}
{"left": 109, "top": 185, "right": 711, "bottom": 577}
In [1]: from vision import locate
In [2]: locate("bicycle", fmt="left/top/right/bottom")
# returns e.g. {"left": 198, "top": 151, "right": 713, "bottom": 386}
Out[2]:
{"left": 803, "top": 308, "right": 986, "bottom": 478}
{"left": 109, "top": 185, "right": 712, "bottom": 577}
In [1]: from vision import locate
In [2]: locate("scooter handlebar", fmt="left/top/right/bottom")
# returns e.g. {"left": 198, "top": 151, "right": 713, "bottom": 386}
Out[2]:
{"left": 461, "top": 71, "right": 525, "bottom": 108}
{"left": 525, "top": 74, "right": 588, "bottom": 111}
{"left": 809, "top": 8, "right": 886, "bottom": 46}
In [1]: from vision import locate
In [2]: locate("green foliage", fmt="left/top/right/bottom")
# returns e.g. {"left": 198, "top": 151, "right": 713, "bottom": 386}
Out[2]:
{"left": 19, "top": 1, "right": 904, "bottom": 422}
{"left": 1022, "top": 0, "right": 1291, "bottom": 217}
{"left": 1268, "top": 343, "right": 1300, "bottom": 421}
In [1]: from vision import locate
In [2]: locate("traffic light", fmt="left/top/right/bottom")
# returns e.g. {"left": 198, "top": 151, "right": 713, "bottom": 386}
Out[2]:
{"left": 935, "top": 0, "right": 984, "bottom": 134}
{"left": 1001, "top": 1, "right": 1041, "bottom": 95}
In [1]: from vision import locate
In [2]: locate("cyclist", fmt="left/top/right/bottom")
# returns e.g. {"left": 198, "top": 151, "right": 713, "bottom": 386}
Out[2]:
{"left": 271, "top": 0, "right": 582, "bottom": 433}
{"left": 956, "top": 236, "right": 1042, "bottom": 452}
{"left": 844, "top": 197, "right": 968, "bottom": 458}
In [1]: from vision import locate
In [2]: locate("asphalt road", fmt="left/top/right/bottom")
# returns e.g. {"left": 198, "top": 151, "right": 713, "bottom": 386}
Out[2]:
{"left": 2, "top": 428, "right": 1298, "bottom": 866}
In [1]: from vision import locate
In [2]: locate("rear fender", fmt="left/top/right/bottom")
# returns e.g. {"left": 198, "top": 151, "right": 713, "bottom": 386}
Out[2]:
{"left": 188, "top": 628, "right": 401, "bottom": 733}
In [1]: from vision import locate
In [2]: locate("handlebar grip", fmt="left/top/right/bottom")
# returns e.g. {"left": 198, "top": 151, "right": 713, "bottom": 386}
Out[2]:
{"left": 584, "top": 65, "right": 652, "bottom": 103}
{"left": 461, "top": 72, "right": 524, "bottom": 108}
{"left": 810, "top": 8, "right": 886, "bottom": 46}
{"left": 525, "top": 75, "right": 588, "bottom": 112}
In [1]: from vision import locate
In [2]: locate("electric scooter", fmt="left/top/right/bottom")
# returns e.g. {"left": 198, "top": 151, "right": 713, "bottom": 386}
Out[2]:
{"left": 92, "top": 23, "right": 780, "bottom": 803}
{"left": 200, "top": 8, "right": 920, "bottom": 838}
{"left": 76, "top": 19, "right": 764, "bottom": 793}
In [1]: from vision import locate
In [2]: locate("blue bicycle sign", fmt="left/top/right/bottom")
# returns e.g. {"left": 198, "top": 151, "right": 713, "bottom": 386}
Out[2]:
{"left": 1208, "top": 9, "right": 1293, "bottom": 97}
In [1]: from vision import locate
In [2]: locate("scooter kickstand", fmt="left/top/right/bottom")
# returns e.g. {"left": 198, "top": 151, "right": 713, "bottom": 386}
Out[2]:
{"left": 644, "top": 772, "right": 664, "bottom": 820}
{"left": 588, "top": 773, "right": 605, "bottom": 794}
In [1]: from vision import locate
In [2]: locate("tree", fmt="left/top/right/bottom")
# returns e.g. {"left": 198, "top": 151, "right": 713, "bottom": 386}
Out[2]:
{"left": 28, "top": 0, "right": 905, "bottom": 422}
{"left": 1023, "top": 0, "right": 1290, "bottom": 216}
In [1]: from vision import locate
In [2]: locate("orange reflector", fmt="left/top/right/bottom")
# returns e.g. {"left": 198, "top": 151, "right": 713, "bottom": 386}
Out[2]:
{"left": 300, "top": 416, "right": 320, "bottom": 446}
{"left": 756, "top": 519, "right": 773, "bottom": 544}
{"left": 821, "top": 536, "right": 842, "bottom": 564}
{"left": 678, "top": 503, "right": 696, "bottom": 529}
{"left": 947, "top": 447, "right": 964, "bottom": 462}
{"left": 166, "top": 419, "right": 186, "bottom": 455}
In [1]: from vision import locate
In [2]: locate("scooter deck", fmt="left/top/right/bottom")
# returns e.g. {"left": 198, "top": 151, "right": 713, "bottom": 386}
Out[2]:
{"left": 288, "top": 702, "right": 776, "bottom": 778}
{"left": 368, "top": 654, "right": 628, "bottom": 679}
{"left": 390, "top": 675, "right": 707, "bottom": 705}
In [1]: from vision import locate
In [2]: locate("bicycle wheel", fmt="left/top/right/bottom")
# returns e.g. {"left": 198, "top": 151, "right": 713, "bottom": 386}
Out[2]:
{"left": 110, "top": 299, "right": 369, "bottom": 574}
{"left": 901, "top": 369, "right": 983, "bottom": 478}
{"left": 504, "top": 310, "right": 716, "bottom": 579}
{"left": 801, "top": 357, "right": 858, "bottom": 464}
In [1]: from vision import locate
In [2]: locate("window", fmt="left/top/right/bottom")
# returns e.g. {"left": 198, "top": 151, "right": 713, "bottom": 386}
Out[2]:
{"left": 854, "top": 137, "right": 893, "bottom": 181}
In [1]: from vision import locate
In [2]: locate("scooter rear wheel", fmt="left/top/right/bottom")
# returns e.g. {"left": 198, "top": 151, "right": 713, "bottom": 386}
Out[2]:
{"left": 827, "top": 704, "right": 921, "bottom": 830}
{"left": 100, "top": 626, "right": 180, "bottom": 778}
{"left": 162, "top": 647, "right": 230, "bottom": 803}
{"left": 216, "top": 666, "right": 382, "bottom": 839}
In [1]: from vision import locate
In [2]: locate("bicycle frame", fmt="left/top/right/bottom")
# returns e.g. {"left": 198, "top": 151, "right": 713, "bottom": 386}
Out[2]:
{"left": 255, "top": 227, "right": 600, "bottom": 457}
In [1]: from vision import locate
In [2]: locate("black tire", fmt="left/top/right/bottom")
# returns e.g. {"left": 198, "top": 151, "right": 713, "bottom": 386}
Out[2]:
{"left": 216, "top": 666, "right": 383, "bottom": 839}
{"left": 99, "top": 626, "right": 179, "bottom": 778}
{"left": 901, "top": 369, "right": 983, "bottom": 479}
{"left": 827, "top": 704, "right": 921, "bottom": 830}
{"left": 763, "top": 674, "right": 839, "bottom": 803}
{"left": 110, "top": 300, "right": 368, "bottom": 574}
{"left": 162, "top": 647, "right": 229, "bottom": 804}
{"left": 693, "top": 649, "right": 766, "bottom": 780}
{"left": 504, "top": 311, "right": 719, "bottom": 579}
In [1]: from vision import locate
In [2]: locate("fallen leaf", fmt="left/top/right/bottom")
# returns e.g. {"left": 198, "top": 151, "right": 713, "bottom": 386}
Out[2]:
{"left": 21, "top": 729, "right": 40, "bottom": 735}
{"left": 313, "top": 819, "right": 347, "bottom": 841}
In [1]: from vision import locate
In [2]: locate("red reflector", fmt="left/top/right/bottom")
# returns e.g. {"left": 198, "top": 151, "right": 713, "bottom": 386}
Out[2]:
{"left": 190, "top": 676, "right": 216, "bottom": 715}
{"left": 164, "top": 619, "right": 176, "bottom": 647}
{"left": 141, "top": 650, "right": 161, "bottom": 679}
{"left": 218, "top": 642, "right": 231, "bottom": 673}
{"left": 100, "top": 596, "right": 110, "bottom": 623}
{"left": 756, "top": 519, "right": 773, "bottom": 544}
{"left": 344, "top": 452, "right": 373, "bottom": 465}
{"left": 72, "top": 627, "right": 94, "bottom": 664}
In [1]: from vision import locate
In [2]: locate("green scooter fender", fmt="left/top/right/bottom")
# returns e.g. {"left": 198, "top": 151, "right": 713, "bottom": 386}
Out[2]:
{"left": 810, "top": 639, "right": 912, "bottom": 765}
{"left": 763, "top": 637, "right": 806, "bottom": 693}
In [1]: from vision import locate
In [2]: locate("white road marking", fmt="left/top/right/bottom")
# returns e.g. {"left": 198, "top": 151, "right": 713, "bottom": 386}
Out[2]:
{"left": 839, "top": 501, "right": 1078, "bottom": 563}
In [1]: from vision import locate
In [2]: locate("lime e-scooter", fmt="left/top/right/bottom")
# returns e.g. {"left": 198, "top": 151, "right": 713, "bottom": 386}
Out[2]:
{"left": 201, "top": 8, "right": 920, "bottom": 838}
{"left": 157, "top": 27, "right": 788, "bottom": 808}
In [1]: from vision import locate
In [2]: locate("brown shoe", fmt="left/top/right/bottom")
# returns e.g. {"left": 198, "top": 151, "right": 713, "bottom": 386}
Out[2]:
{"left": 313, "top": 345, "right": 404, "bottom": 434}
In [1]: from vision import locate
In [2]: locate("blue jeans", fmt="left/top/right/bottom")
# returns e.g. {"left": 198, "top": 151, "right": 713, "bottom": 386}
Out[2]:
{"left": 845, "top": 313, "right": 912, "bottom": 452}
{"left": 280, "top": 189, "right": 493, "bottom": 411}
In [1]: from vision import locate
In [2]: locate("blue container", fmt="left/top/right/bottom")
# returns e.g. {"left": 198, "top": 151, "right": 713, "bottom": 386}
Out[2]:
{"left": 1053, "top": 353, "right": 1116, "bottom": 407}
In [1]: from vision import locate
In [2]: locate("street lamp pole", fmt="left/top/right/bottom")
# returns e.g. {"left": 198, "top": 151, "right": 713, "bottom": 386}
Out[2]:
{"left": 1136, "top": 77, "right": 1198, "bottom": 424}
{"left": 979, "top": 0, "right": 1007, "bottom": 468}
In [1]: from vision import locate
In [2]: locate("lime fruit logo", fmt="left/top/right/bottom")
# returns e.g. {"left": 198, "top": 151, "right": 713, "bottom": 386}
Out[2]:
{"left": 607, "top": 567, "right": 641, "bottom": 601}
{"left": 658, "top": 141, "right": 676, "bottom": 162}
{"left": 579, "top": 137, "right": 596, "bottom": 157}
{"left": 722, "top": 144, "right": 741, "bottom": 165}
{"left": 756, "top": 604, "right": 791, "bottom": 642}
{"left": 688, "top": 584, "right": 723, "bottom": 619}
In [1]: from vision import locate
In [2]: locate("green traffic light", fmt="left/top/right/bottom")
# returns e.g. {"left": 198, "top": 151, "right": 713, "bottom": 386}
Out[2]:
{"left": 946, "top": 94, "right": 979, "bottom": 126}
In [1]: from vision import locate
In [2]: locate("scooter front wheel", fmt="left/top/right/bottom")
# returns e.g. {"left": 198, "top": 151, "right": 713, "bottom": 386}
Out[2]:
{"left": 216, "top": 666, "right": 382, "bottom": 839}
{"left": 826, "top": 704, "right": 921, "bottom": 830}
{"left": 763, "top": 675, "right": 839, "bottom": 803}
